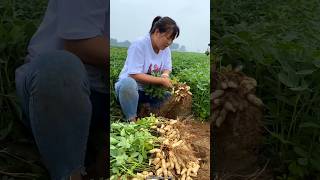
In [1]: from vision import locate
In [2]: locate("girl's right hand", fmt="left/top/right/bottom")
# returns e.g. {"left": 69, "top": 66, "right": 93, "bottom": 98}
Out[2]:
{"left": 161, "top": 77, "right": 172, "bottom": 88}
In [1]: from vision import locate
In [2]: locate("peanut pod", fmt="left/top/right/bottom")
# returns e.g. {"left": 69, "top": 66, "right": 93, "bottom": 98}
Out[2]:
{"left": 227, "top": 81, "right": 238, "bottom": 88}
{"left": 181, "top": 168, "right": 187, "bottom": 175}
{"left": 149, "top": 148, "right": 161, "bottom": 153}
{"left": 172, "top": 140, "right": 184, "bottom": 148}
{"left": 162, "top": 159, "right": 168, "bottom": 177}
{"left": 212, "top": 110, "right": 220, "bottom": 121}
{"left": 155, "top": 161, "right": 161, "bottom": 169}
{"left": 247, "top": 94, "right": 263, "bottom": 107}
{"left": 220, "top": 82, "right": 228, "bottom": 89}
{"left": 152, "top": 157, "right": 161, "bottom": 165}
{"left": 224, "top": 101, "right": 236, "bottom": 112}
{"left": 213, "top": 99, "right": 222, "bottom": 107}
{"left": 169, "top": 120, "right": 178, "bottom": 125}
{"left": 216, "top": 109, "right": 227, "bottom": 127}
{"left": 156, "top": 168, "right": 163, "bottom": 176}
{"left": 211, "top": 90, "right": 224, "bottom": 99}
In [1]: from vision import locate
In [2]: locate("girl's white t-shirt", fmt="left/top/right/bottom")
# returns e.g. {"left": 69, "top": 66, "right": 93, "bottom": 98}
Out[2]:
{"left": 118, "top": 34, "right": 172, "bottom": 90}
{"left": 21, "top": 0, "right": 109, "bottom": 93}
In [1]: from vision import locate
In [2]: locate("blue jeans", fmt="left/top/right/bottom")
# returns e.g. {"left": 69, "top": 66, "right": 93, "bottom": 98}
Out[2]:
{"left": 115, "top": 77, "right": 171, "bottom": 120}
{"left": 15, "top": 50, "right": 107, "bottom": 180}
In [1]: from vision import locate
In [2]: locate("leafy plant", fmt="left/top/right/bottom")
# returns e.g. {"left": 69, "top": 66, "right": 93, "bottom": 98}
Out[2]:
{"left": 110, "top": 115, "right": 160, "bottom": 179}
{"left": 144, "top": 64, "right": 168, "bottom": 99}
{"left": 212, "top": 0, "right": 320, "bottom": 178}
{"left": 0, "top": 0, "right": 49, "bottom": 178}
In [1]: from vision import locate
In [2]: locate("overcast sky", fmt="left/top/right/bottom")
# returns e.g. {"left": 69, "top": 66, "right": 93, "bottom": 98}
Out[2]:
{"left": 110, "top": 0, "right": 210, "bottom": 52}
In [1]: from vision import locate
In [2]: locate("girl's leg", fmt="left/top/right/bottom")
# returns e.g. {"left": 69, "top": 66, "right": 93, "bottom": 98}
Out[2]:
{"left": 15, "top": 50, "right": 91, "bottom": 180}
{"left": 115, "top": 77, "right": 139, "bottom": 121}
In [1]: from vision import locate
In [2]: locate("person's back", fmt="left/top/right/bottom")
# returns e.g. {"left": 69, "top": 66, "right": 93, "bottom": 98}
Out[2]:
{"left": 24, "top": 0, "right": 109, "bottom": 93}
{"left": 15, "top": 0, "right": 109, "bottom": 179}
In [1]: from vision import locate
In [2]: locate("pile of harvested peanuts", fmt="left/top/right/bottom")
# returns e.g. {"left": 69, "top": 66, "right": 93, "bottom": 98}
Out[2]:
{"left": 133, "top": 119, "right": 200, "bottom": 180}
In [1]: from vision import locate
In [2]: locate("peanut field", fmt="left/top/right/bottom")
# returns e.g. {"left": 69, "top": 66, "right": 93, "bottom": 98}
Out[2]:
{"left": 110, "top": 46, "right": 210, "bottom": 121}
{"left": 110, "top": 47, "right": 210, "bottom": 179}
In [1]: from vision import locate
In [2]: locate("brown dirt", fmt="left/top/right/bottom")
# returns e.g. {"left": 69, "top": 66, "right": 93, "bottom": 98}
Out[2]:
{"left": 158, "top": 94, "right": 192, "bottom": 119}
{"left": 138, "top": 97, "right": 192, "bottom": 119}
{"left": 176, "top": 117, "right": 211, "bottom": 180}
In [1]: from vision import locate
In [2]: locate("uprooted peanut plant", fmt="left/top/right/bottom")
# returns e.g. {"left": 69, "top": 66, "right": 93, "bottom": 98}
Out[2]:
{"left": 111, "top": 116, "right": 202, "bottom": 180}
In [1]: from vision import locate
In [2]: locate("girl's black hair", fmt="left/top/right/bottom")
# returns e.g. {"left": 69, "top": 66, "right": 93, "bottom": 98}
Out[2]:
{"left": 149, "top": 16, "right": 180, "bottom": 40}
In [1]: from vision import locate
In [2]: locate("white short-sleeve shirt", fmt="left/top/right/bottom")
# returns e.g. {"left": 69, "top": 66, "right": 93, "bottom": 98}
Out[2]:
{"left": 118, "top": 34, "right": 172, "bottom": 90}
{"left": 24, "top": 0, "right": 109, "bottom": 93}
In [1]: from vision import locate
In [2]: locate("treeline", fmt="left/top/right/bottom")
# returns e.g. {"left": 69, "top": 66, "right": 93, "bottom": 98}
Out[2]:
{"left": 111, "top": 38, "right": 187, "bottom": 52}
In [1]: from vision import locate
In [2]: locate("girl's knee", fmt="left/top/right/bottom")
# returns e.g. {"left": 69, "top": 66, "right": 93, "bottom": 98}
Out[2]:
{"left": 120, "top": 77, "right": 137, "bottom": 90}
{"left": 118, "top": 77, "right": 138, "bottom": 97}
{"left": 32, "top": 51, "right": 89, "bottom": 88}
{"left": 33, "top": 50, "right": 86, "bottom": 78}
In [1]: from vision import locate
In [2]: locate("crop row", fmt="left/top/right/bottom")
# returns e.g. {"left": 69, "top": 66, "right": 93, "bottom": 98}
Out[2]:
{"left": 110, "top": 47, "right": 210, "bottom": 120}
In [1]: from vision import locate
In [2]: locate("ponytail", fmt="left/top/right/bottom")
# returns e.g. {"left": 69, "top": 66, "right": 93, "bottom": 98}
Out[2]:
{"left": 149, "top": 16, "right": 162, "bottom": 33}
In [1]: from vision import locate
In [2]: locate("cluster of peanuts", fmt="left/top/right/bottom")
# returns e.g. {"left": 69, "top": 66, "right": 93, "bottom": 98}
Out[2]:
{"left": 171, "top": 82, "right": 192, "bottom": 102}
{"left": 212, "top": 67, "right": 264, "bottom": 127}
{"left": 133, "top": 119, "right": 200, "bottom": 180}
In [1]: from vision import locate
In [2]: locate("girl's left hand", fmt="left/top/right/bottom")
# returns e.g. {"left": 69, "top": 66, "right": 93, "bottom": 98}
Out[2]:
{"left": 161, "top": 73, "right": 170, "bottom": 78}
{"left": 161, "top": 77, "right": 172, "bottom": 88}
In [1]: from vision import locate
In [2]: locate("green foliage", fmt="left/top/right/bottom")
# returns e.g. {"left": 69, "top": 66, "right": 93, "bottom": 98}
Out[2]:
{"left": 110, "top": 115, "right": 159, "bottom": 179}
{"left": 144, "top": 83, "right": 167, "bottom": 99}
{"left": 110, "top": 47, "right": 127, "bottom": 121}
{"left": 110, "top": 47, "right": 210, "bottom": 120}
{"left": 171, "top": 52, "right": 210, "bottom": 119}
{"left": 0, "top": 0, "right": 49, "bottom": 178}
{"left": 143, "top": 67, "right": 168, "bottom": 100}
{"left": 0, "top": 0, "right": 46, "bottom": 139}
{"left": 212, "top": 0, "right": 320, "bottom": 178}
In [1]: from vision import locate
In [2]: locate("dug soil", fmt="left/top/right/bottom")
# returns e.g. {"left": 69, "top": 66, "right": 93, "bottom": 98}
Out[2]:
{"left": 176, "top": 118, "right": 211, "bottom": 180}
{"left": 172, "top": 117, "right": 273, "bottom": 180}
